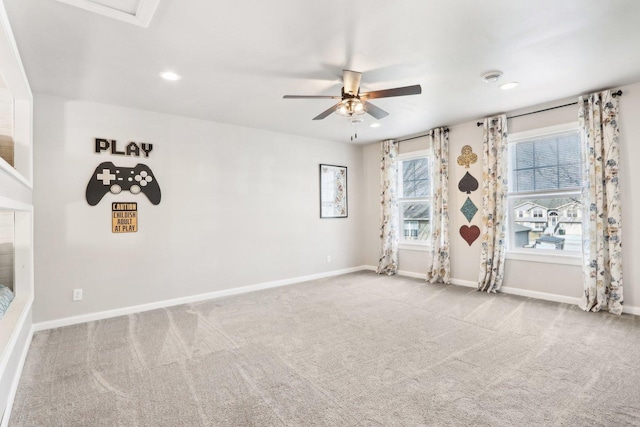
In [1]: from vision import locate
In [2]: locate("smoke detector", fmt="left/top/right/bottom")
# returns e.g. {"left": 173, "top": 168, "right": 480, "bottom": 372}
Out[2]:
{"left": 481, "top": 71, "right": 503, "bottom": 83}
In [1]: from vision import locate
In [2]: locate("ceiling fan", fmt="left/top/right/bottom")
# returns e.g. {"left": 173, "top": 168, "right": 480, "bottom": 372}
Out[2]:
{"left": 283, "top": 69, "right": 422, "bottom": 121}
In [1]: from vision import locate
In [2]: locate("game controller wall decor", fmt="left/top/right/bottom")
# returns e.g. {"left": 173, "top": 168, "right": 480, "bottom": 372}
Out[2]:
{"left": 88, "top": 138, "right": 160, "bottom": 233}
{"left": 86, "top": 162, "right": 161, "bottom": 206}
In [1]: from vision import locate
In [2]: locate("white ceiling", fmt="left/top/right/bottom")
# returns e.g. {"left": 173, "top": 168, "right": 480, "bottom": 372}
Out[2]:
{"left": 5, "top": 0, "right": 640, "bottom": 144}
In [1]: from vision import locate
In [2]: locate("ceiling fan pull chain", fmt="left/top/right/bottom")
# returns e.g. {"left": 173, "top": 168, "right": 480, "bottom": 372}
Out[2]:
{"left": 350, "top": 120, "right": 358, "bottom": 141}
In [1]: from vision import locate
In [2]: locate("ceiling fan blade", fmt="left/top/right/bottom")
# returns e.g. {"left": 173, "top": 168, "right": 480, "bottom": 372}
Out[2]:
{"left": 342, "top": 69, "right": 362, "bottom": 96}
{"left": 365, "top": 101, "right": 389, "bottom": 120}
{"left": 283, "top": 95, "right": 341, "bottom": 99}
{"left": 361, "top": 84, "right": 422, "bottom": 100}
{"left": 313, "top": 102, "right": 341, "bottom": 120}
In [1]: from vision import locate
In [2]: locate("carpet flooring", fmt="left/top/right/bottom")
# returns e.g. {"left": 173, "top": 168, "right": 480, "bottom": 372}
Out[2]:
{"left": 9, "top": 271, "right": 640, "bottom": 426}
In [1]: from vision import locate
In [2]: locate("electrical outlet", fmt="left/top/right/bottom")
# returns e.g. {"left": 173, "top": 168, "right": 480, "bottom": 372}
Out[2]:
{"left": 327, "top": 255, "right": 331, "bottom": 263}
{"left": 73, "top": 289, "right": 83, "bottom": 301}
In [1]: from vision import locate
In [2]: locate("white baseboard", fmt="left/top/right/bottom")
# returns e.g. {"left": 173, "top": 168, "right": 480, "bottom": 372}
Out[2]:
{"left": 450, "top": 277, "right": 640, "bottom": 316}
{"left": 623, "top": 305, "right": 640, "bottom": 316}
{"left": 362, "top": 265, "right": 427, "bottom": 280}
{"left": 450, "top": 278, "right": 477, "bottom": 288}
{"left": 33, "top": 265, "right": 640, "bottom": 332}
{"left": 499, "top": 285, "right": 581, "bottom": 306}
{"left": 374, "top": 268, "right": 640, "bottom": 316}
{"left": 33, "top": 266, "right": 370, "bottom": 332}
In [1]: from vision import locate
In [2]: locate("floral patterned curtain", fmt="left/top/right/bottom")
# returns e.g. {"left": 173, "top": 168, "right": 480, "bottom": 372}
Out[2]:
{"left": 478, "top": 115, "right": 508, "bottom": 292}
{"left": 578, "top": 90, "right": 623, "bottom": 315}
{"left": 426, "top": 128, "right": 451, "bottom": 284}
{"left": 377, "top": 139, "right": 399, "bottom": 275}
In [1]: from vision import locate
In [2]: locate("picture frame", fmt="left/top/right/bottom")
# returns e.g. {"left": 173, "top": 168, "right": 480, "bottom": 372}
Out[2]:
{"left": 319, "top": 164, "right": 348, "bottom": 218}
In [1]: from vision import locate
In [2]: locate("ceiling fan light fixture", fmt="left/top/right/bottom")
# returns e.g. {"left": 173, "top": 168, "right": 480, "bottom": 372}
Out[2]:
{"left": 336, "top": 98, "right": 366, "bottom": 117}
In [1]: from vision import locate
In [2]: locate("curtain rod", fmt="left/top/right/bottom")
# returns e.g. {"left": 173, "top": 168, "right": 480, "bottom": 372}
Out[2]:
{"left": 476, "top": 90, "right": 623, "bottom": 127}
{"left": 397, "top": 127, "right": 449, "bottom": 143}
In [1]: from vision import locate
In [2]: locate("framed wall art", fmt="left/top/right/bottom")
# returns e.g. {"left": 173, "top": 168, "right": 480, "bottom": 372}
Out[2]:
{"left": 319, "top": 164, "right": 348, "bottom": 218}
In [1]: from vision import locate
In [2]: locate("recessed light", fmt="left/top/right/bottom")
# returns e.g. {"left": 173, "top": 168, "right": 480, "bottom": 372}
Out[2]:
{"left": 499, "top": 81, "right": 519, "bottom": 90}
{"left": 370, "top": 122, "right": 381, "bottom": 128}
{"left": 159, "top": 71, "right": 181, "bottom": 81}
{"left": 481, "top": 71, "right": 503, "bottom": 83}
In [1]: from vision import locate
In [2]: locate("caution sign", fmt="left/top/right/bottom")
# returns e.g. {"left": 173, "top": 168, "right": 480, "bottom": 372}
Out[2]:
{"left": 112, "top": 202, "right": 138, "bottom": 233}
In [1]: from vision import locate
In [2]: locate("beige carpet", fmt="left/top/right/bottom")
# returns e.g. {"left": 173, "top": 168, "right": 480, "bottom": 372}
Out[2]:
{"left": 10, "top": 271, "right": 640, "bottom": 426}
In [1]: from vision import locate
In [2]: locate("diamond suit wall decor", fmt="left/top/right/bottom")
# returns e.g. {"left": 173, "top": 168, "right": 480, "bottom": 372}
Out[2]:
{"left": 460, "top": 197, "right": 478, "bottom": 222}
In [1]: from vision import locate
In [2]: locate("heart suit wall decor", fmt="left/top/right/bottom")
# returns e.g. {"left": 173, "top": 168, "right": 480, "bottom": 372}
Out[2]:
{"left": 459, "top": 225, "right": 480, "bottom": 246}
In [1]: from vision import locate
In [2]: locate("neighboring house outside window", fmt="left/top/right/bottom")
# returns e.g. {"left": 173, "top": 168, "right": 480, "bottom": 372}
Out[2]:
{"left": 398, "top": 151, "right": 431, "bottom": 247}
{"left": 507, "top": 123, "right": 583, "bottom": 255}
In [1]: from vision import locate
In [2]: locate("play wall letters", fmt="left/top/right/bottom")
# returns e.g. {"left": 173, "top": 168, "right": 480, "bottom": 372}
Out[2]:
{"left": 95, "top": 138, "right": 153, "bottom": 158}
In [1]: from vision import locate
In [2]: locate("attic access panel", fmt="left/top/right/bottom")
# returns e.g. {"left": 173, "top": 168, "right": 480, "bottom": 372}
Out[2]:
{"left": 55, "top": 0, "right": 160, "bottom": 27}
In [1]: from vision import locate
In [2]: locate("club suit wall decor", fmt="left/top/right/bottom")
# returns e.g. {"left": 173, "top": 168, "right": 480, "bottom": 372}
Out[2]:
{"left": 457, "top": 145, "right": 477, "bottom": 168}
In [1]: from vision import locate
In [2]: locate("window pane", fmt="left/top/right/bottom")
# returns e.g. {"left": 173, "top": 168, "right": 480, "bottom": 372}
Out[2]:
{"left": 511, "top": 131, "right": 581, "bottom": 192}
{"left": 413, "top": 158, "right": 429, "bottom": 180}
{"left": 515, "top": 141, "right": 534, "bottom": 169}
{"left": 534, "top": 139, "right": 557, "bottom": 167}
{"left": 558, "top": 163, "right": 582, "bottom": 188}
{"left": 403, "top": 160, "right": 415, "bottom": 183}
{"left": 405, "top": 181, "right": 417, "bottom": 198}
{"left": 558, "top": 136, "right": 581, "bottom": 164}
{"left": 516, "top": 169, "right": 535, "bottom": 192}
{"left": 401, "top": 202, "right": 430, "bottom": 242}
{"left": 511, "top": 197, "right": 582, "bottom": 251}
{"left": 401, "top": 158, "right": 430, "bottom": 198}
{"left": 413, "top": 179, "right": 429, "bottom": 197}
{"left": 534, "top": 167, "right": 559, "bottom": 190}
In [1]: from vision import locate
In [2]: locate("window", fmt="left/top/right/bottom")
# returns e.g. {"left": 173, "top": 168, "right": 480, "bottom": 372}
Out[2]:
{"left": 398, "top": 152, "right": 431, "bottom": 245}
{"left": 567, "top": 209, "right": 579, "bottom": 218}
{"left": 507, "top": 124, "right": 583, "bottom": 254}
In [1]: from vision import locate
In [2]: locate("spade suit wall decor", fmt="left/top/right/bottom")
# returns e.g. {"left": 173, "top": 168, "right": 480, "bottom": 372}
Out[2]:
{"left": 458, "top": 172, "right": 479, "bottom": 194}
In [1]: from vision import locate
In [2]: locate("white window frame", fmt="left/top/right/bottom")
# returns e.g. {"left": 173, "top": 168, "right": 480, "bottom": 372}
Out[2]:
{"left": 397, "top": 150, "right": 431, "bottom": 251}
{"left": 506, "top": 122, "right": 583, "bottom": 265}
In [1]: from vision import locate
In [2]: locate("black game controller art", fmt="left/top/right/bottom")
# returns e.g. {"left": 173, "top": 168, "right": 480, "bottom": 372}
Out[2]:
{"left": 86, "top": 162, "right": 161, "bottom": 206}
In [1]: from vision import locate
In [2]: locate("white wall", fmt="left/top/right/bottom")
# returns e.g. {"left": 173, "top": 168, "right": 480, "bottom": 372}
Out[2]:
{"left": 33, "top": 94, "right": 364, "bottom": 323}
{"left": 33, "top": 80, "right": 640, "bottom": 323}
{"left": 363, "top": 81, "right": 640, "bottom": 311}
